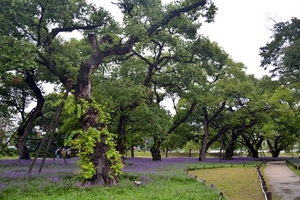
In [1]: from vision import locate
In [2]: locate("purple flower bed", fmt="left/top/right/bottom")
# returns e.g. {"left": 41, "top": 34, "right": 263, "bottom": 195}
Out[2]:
{"left": 123, "top": 156, "right": 259, "bottom": 174}
{"left": 0, "top": 158, "right": 78, "bottom": 178}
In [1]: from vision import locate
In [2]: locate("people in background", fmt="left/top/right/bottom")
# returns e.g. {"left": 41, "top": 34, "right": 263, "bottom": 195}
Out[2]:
{"left": 55, "top": 147, "right": 61, "bottom": 159}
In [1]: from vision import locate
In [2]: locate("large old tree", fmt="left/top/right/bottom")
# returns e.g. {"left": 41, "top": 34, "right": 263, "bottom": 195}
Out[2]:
{"left": 1, "top": 0, "right": 217, "bottom": 185}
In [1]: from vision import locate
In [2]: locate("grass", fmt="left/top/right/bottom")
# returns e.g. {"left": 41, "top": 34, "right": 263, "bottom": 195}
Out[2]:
{"left": 286, "top": 159, "right": 300, "bottom": 176}
{"left": 2, "top": 151, "right": 293, "bottom": 200}
{"left": 187, "top": 162, "right": 264, "bottom": 200}
{"left": 0, "top": 158, "right": 222, "bottom": 200}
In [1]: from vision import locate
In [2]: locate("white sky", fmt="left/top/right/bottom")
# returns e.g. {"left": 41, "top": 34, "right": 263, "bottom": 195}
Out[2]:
{"left": 94, "top": 0, "right": 300, "bottom": 78}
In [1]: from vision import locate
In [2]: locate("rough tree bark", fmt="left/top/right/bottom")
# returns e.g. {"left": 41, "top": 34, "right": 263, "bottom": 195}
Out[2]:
{"left": 16, "top": 70, "right": 44, "bottom": 160}
{"left": 150, "top": 136, "right": 162, "bottom": 161}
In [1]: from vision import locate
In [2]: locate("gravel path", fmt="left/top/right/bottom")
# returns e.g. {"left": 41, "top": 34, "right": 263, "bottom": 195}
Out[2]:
{"left": 264, "top": 161, "right": 300, "bottom": 200}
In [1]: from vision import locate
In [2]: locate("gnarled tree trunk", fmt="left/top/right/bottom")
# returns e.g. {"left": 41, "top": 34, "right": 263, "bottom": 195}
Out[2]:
{"left": 16, "top": 70, "right": 44, "bottom": 160}
{"left": 150, "top": 136, "right": 162, "bottom": 161}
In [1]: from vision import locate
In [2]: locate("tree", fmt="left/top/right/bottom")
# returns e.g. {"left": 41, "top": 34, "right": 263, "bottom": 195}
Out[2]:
{"left": 72, "top": 0, "right": 216, "bottom": 181}
{"left": 262, "top": 86, "right": 300, "bottom": 157}
{"left": 238, "top": 76, "right": 279, "bottom": 158}
{"left": 0, "top": 36, "right": 44, "bottom": 159}
{"left": 260, "top": 17, "right": 300, "bottom": 85}
{"left": 1, "top": 0, "right": 217, "bottom": 185}
{"left": 88, "top": 3, "right": 221, "bottom": 162}
{"left": 185, "top": 140, "right": 200, "bottom": 157}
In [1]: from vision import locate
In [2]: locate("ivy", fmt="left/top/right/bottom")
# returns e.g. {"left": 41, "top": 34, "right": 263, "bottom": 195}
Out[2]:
{"left": 63, "top": 96, "right": 123, "bottom": 181}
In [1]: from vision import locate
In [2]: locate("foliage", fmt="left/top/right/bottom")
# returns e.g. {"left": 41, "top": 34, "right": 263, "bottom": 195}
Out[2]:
{"left": 260, "top": 17, "right": 300, "bottom": 85}
{"left": 261, "top": 85, "right": 300, "bottom": 157}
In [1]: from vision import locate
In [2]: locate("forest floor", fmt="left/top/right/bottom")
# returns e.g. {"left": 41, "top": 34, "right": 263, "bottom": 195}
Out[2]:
{"left": 264, "top": 160, "right": 300, "bottom": 200}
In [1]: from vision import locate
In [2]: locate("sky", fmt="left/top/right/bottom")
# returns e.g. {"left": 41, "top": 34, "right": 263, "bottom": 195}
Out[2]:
{"left": 94, "top": 0, "right": 300, "bottom": 78}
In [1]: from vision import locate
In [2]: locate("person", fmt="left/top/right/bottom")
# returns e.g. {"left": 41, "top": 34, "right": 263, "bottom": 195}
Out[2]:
{"left": 66, "top": 148, "right": 72, "bottom": 158}
{"left": 55, "top": 148, "right": 61, "bottom": 159}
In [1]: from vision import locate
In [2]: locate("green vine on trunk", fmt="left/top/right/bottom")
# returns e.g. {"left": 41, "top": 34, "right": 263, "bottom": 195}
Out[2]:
{"left": 63, "top": 96, "right": 123, "bottom": 181}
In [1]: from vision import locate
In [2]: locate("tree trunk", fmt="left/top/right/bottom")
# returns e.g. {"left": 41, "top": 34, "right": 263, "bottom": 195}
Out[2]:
{"left": 266, "top": 138, "right": 288, "bottom": 158}
{"left": 131, "top": 145, "right": 134, "bottom": 158}
{"left": 150, "top": 137, "right": 162, "bottom": 161}
{"left": 241, "top": 134, "right": 263, "bottom": 158}
{"left": 116, "top": 114, "right": 127, "bottom": 163}
{"left": 249, "top": 149, "right": 259, "bottom": 158}
{"left": 92, "top": 134, "right": 119, "bottom": 185}
{"left": 16, "top": 70, "right": 44, "bottom": 160}
{"left": 224, "top": 143, "right": 235, "bottom": 160}
{"left": 199, "top": 120, "right": 209, "bottom": 161}
{"left": 270, "top": 149, "right": 280, "bottom": 158}
{"left": 188, "top": 149, "right": 192, "bottom": 157}
{"left": 223, "top": 129, "right": 239, "bottom": 160}
{"left": 74, "top": 33, "right": 120, "bottom": 185}
{"left": 150, "top": 146, "right": 161, "bottom": 161}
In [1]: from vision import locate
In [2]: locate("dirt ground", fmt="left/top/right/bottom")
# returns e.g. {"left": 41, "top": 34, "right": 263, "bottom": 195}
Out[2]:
{"left": 264, "top": 161, "right": 300, "bottom": 200}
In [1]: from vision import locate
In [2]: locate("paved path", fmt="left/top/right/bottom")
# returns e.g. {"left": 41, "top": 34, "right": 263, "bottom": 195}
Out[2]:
{"left": 264, "top": 161, "right": 300, "bottom": 200}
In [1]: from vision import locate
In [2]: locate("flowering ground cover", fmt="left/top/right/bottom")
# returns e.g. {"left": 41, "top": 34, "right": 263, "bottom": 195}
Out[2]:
{"left": 0, "top": 156, "right": 259, "bottom": 200}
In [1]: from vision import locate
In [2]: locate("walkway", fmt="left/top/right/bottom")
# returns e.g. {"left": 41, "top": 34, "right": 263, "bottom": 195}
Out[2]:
{"left": 264, "top": 161, "right": 300, "bottom": 200}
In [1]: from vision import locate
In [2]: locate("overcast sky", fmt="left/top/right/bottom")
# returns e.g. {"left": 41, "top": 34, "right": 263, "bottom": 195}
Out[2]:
{"left": 94, "top": 0, "right": 300, "bottom": 78}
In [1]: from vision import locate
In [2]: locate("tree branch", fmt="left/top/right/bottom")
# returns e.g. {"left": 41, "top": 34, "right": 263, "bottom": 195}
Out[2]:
{"left": 147, "top": 0, "right": 207, "bottom": 35}
{"left": 51, "top": 23, "right": 106, "bottom": 38}
{"left": 168, "top": 102, "right": 196, "bottom": 134}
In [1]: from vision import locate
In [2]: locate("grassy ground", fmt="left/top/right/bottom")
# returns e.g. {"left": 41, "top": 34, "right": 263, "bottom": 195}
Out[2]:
{"left": 286, "top": 159, "right": 300, "bottom": 176}
{"left": 1, "top": 152, "right": 297, "bottom": 200}
{"left": 187, "top": 163, "right": 264, "bottom": 200}
{"left": 0, "top": 158, "right": 222, "bottom": 200}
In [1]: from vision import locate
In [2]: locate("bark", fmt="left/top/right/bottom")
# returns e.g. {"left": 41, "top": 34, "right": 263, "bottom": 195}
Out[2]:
{"left": 92, "top": 134, "right": 120, "bottom": 185}
{"left": 223, "top": 129, "right": 240, "bottom": 160}
{"left": 165, "top": 148, "right": 168, "bottom": 158}
{"left": 266, "top": 138, "right": 289, "bottom": 158}
{"left": 116, "top": 114, "right": 128, "bottom": 161}
{"left": 130, "top": 145, "right": 134, "bottom": 157}
{"left": 16, "top": 70, "right": 44, "bottom": 160}
{"left": 150, "top": 146, "right": 161, "bottom": 161}
{"left": 223, "top": 143, "right": 235, "bottom": 160}
{"left": 249, "top": 146, "right": 259, "bottom": 158}
{"left": 199, "top": 103, "right": 226, "bottom": 161}
{"left": 188, "top": 149, "right": 192, "bottom": 157}
{"left": 74, "top": 34, "right": 119, "bottom": 185}
{"left": 241, "top": 134, "right": 264, "bottom": 158}
{"left": 270, "top": 149, "right": 281, "bottom": 158}
{"left": 199, "top": 120, "right": 209, "bottom": 161}
{"left": 150, "top": 137, "right": 162, "bottom": 161}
